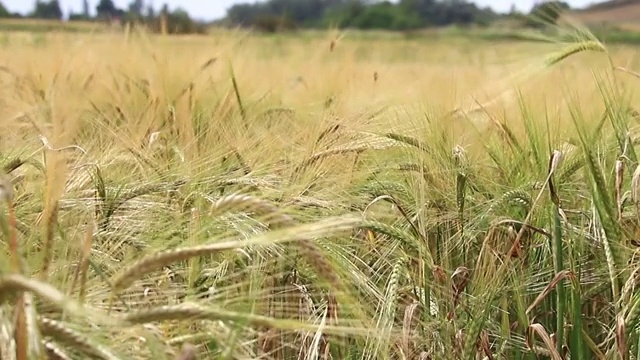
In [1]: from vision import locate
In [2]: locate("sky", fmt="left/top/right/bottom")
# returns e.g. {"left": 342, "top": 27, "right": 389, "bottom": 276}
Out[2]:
{"left": 0, "top": 0, "right": 603, "bottom": 21}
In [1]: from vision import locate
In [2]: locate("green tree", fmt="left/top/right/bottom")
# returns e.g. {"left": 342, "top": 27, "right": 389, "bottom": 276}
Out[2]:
{"left": 128, "top": 0, "right": 144, "bottom": 15}
{"left": 123, "top": 0, "right": 145, "bottom": 23}
{"left": 69, "top": 0, "right": 91, "bottom": 20}
{"left": 32, "top": 0, "right": 63, "bottom": 20}
{"left": 165, "top": 7, "right": 206, "bottom": 34}
{"left": 96, "top": 0, "right": 122, "bottom": 19}
{"left": 526, "top": 1, "right": 570, "bottom": 28}
{"left": 145, "top": 3, "right": 155, "bottom": 19}
{"left": 399, "top": 0, "right": 435, "bottom": 25}
{"left": 349, "top": 2, "right": 420, "bottom": 30}
{"left": 225, "top": 0, "right": 496, "bottom": 31}
{"left": 0, "top": 1, "right": 10, "bottom": 18}
{"left": 227, "top": 0, "right": 348, "bottom": 29}
{"left": 135, "top": 4, "right": 206, "bottom": 35}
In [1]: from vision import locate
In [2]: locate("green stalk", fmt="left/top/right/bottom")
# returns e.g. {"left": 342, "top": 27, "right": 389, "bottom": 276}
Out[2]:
{"left": 569, "top": 268, "right": 586, "bottom": 358}
{"left": 636, "top": 332, "right": 640, "bottom": 360}
{"left": 552, "top": 206, "right": 565, "bottom": 355}
{"left": 568, "top": 214, "right": 587, "bottom": 359}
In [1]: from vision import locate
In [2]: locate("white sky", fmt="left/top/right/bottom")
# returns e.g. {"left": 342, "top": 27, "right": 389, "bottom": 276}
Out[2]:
{"left": 0, "top": 0, "right": 602, "bottom": 21}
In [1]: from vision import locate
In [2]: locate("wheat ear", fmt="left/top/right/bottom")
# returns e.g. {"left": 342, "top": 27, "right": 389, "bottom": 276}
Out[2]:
{"left": 38, "top": 317, "right": 122, "bottom": 360}
{"left": 0, "top": 274, "right": 114, "bottom": 325}
{"left": 110, "top": 216, "right": 360, "bottom": 292}
{"left": 544, "top": 40, "right": 606, "bottom": 66}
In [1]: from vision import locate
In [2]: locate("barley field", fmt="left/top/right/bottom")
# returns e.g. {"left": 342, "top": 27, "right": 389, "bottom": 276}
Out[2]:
{"left": 1, "top": 27, "right": 640, "bottom": 359}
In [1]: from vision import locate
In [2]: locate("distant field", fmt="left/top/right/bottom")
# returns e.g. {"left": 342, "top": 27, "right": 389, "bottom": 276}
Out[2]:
{"left": 565, "top": 0, "right": 640, "bottom": 30}
{"left": 1, "top": 28, "right": 640, "bottom": 359}
{"left": 0, "top": 18, "right": 110, "bottom": 33}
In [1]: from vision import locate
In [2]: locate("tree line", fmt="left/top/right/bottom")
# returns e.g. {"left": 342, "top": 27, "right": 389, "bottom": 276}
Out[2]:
{"left": 223, "top": 0, "right": 572, "bottom": 33}
{"left": 0, "top": 0, "right": 572, "bottom": 34}
{"left": 0, "top": 0, "right": 206, "bottom": 34}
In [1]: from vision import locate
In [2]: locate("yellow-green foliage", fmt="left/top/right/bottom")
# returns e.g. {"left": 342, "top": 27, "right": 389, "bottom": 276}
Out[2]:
{"left": 1, "top": 27, "right": 640, "bottom": 359}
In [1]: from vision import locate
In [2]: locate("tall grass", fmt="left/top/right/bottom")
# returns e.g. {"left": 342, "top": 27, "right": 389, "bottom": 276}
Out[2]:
{"left": 0, "top": 26, "right": 640, "bottom": 359}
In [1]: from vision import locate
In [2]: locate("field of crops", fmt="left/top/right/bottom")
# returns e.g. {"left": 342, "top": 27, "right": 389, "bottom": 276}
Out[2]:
{"left": 1, "top": 27, "right": 640, "bottom": 359}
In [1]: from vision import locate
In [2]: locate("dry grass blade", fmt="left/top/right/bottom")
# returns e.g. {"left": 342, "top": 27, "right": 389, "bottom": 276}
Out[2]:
{"left": 258, "top": 328, "right": 277, "bottom": 359}
{"left": 616, "top": 159, "right": 624, "bottom": 221}
{"left": 40, "top": 199, "right": 60, "bottom": 278}
{"left": 615, "top": 66, "right": 640, "bottom": 79}
{"left": 110, "top": 216, "right": 361, "bottom": 292}
{"left": 402, "top": 301, "right": 420, "bottom": 357}
{"left": 633, "top": 164, "right": 640, "bottom": 216}
{"left": 449, "top": 266, "right": 470, "bottom": 320}
{"left": 527, "top": 324, "right": 562, "bottom": 360}
{"left": 526, "top": 270, "right": 575, "bottom": 314}
{"left": 305, "top": 306, "right": 329, "bottom": 360}
{"left": 548, "top": 150, "right": 563, "bottom": 206}
{"left": 38, "top": 317, "right": 122, "bottom": 360}
{"left": 69, "top": 221, "right": 94, "bottom": 303}
{"left": 550, "top": 150, "right": 564, "bottom": 175}
{"left": 14, "top": 293, "right": 27, "bottom": 360}
{"left": 479, "top": 330, "right": 494, "bottom": 360}
{"left": 616, "top": 314, "right": 628, "bottom": 360}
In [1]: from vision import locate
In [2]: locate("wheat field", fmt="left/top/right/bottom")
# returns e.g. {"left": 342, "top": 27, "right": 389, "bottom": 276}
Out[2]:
{"left": 0, "top": 27, "right": 640, "bottom": 359}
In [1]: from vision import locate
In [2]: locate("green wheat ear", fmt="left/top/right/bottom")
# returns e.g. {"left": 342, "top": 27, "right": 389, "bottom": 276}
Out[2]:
{"left": 544, "top": 40, "right": 607, "bottom": 67}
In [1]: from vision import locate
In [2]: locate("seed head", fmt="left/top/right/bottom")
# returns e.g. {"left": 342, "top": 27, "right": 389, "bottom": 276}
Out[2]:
{"left": 452, "top": 145, "right": 466, "bottom": 165}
